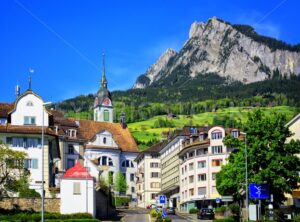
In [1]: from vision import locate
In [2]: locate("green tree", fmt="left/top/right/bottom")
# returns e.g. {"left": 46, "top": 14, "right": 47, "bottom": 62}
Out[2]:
{"left": 114, "top": 172, "right": 128, "bottom": 194}
{"left": 216, "top": 110, "right": 300, "bottom": 207}
{"left": 0, "top": 143, "right": 28, "bottom": 198}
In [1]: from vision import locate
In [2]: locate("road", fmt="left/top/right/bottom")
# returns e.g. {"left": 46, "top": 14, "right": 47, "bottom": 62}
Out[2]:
{"left": 119, "top": 208, "right": 188, "bottom": 222}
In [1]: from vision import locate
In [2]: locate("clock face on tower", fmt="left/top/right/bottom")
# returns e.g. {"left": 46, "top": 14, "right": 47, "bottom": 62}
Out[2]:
{"left": 103, "top": 98, "right": 110, "bottom": 106}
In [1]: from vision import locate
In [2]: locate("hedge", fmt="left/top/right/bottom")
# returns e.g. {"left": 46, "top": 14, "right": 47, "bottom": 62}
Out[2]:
{"left": 189, "top": 208, "right": 199, "bottom": 214}
{"left": 213, "top": 217, "right": 235, "bottom": 222}
{"left": 111, "top": 196, "right": 130, "bottom": 207}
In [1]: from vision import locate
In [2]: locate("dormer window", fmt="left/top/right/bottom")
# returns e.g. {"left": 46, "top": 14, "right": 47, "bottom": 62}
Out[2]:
{"left": 24, "top": 116, "right": 36, "bottom": 125}
{"left": 26, "top": 101, "right": 34, "bottom": 106}
{"left": 199, "top": 133, "right": 204, "bottom": 141}
{"left": 211, "top": 130, "right": 222, "bottom": 140}
{"left": 231, "top": 130, "right": 239, "bottom": 138}
{"left": 67, "top": 129, "right": 77, "bottom": 138}
{"left": 103, "top": 137, "right": 107, "bottom": 144}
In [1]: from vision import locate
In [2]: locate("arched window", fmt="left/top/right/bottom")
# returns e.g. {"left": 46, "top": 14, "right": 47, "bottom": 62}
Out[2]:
{"left": 26, "top": 101, "right": 34, "bottom": 106}
{"left": 98, "top": 156, "right": 113, "bottom": 166}
{"left": 103, "top": 137, "right": 107, "bottom": 144}
{"left": 121, "top": 159, "right": 134, "bottom": 168}
{"left": 103, "top": 110, "right": 109, "bottom": 122}
{"left": 211, "top": 130, "right": 222, "bottom": 140}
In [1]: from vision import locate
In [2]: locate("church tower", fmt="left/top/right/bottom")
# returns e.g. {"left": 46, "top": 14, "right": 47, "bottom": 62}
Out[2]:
{"left": 94, "top": 53, "right": 113, "bottom": 122}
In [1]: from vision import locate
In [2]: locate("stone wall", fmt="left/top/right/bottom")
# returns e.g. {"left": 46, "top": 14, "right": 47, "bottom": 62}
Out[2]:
{"left": 0, "top": 198, "right": 60, "bottom": 213}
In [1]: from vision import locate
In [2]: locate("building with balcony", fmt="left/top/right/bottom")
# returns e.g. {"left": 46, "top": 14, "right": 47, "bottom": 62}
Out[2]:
{"left": 135, "top": 143, "right": 162, "bottom": 208}
{"left": 178, "top": 126, "right": 241, "bottom": 212}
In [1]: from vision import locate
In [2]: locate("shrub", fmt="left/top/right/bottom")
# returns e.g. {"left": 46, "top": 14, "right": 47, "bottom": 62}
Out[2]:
{"left": 227, "top": 203, "right": 239, "bottom": 215}
{"left": 189, "top": 208, "right": 199, "bottom": 214}
{"left": 215, "top": 205, "right": 227, "bottom": 213}
{"left": 150, "top": 209, "right": 158, "bottom": 217}
{"left": 295, "top": 214, "right": 300, "bottom": 222}
{"left": 112, "top": 196, "right": 130, "bottom": 207}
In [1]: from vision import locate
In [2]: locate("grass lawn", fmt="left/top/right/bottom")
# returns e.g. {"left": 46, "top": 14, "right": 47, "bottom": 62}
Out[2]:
{"left": 128, "top": 106, "right": 298, "bottom": 150}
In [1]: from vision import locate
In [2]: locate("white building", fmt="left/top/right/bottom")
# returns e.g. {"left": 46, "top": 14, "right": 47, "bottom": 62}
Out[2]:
{"left": 135, "top": 143, "right": 162, "bottom": 208}
{"left": 0, "top": 87, "right": 60, "bottom": 197}
{"left": 60, "top": 161, "right": 95, "bottom": 216}
{"left": 178, "top": 126, "right": 240, "bottom": 212}
{"left": 82, "top": 57, "right": 139, "bottom": 199}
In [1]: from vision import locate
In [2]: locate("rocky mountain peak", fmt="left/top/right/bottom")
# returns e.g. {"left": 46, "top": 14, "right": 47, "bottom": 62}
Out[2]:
{"left": 133, "top": 17, "right": 300, "bottom": 89}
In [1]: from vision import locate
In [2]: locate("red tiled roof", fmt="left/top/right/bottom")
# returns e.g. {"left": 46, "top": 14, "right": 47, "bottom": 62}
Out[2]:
{"left": 0, "top": 103, "right": 14, "bottom": 118}
{"left": 0, "top": 124, "right": 57, "bottom": 136}
{"left": 62, "top": 161, "right": 93, "bottom": 179}
{"left": 78, "top": 119, "right": 139, "bottom": 153}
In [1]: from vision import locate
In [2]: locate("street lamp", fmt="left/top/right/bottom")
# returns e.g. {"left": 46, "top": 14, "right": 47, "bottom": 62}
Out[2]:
{"left": 240, "top": 132, "right": 248, "bottom": 222}
{"left": 42, "top": 102, "right": 52, "bottom": 222}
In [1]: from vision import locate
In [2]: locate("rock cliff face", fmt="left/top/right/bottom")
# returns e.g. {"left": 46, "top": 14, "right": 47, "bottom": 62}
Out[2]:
{"left": 133, "top": 17, "right": 300, "bottom": 88}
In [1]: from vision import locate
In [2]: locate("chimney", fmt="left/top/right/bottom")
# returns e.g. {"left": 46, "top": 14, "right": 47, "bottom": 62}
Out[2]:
{"left": 120, "top": 111, "right": 127, "bottom": 129}
{"left": 15, "top": 84, "right": 20, "bottom": 98}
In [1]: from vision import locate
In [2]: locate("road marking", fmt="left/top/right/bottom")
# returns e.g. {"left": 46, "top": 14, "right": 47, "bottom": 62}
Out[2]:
{"left": 148, "top": 214, "right": 151, "bottom": 222}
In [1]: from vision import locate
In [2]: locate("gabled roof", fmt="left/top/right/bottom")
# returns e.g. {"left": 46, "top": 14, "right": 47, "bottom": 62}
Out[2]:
{"left": 62, "top": 161, "right": 93, "bottom": 179}
{"left": 0, "top": 103, "right": 14, "bottom": 118}
{"left": 78, "top": 119, "right": 139, "bottom": 153}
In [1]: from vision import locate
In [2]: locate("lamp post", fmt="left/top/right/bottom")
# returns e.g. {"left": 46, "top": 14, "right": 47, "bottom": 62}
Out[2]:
{"left": 42, "top": 102, "right": 52, "bottom": 222}
{"left": 240, "top": 132, "right": 248, "bottom": 222}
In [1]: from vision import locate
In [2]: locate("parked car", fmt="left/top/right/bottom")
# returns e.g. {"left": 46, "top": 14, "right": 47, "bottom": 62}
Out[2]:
{"left": 165, "top": 207, "right": 175, "bottom": 215}
{"left": 197, "top": 208, "right": 215, "bottom": 220}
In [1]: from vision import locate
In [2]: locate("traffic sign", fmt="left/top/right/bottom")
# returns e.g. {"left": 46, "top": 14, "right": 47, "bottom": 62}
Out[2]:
{"left": 216, "top": 198, "right": 221, "bottom": 203}
{"left": 249, "top": 183, "right": 269, "bottom": 199}
{"left": 159, "top": 195, "right": 166, "bottom": 204}
{"left": 162, "top": 211, "right": 167, "bottom": 218}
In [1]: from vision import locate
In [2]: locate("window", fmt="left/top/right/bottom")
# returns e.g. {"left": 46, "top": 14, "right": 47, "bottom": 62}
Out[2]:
{"left": 197, "top": 148, "right": 208, "bottom": 156}
{"left": 131, "top": 187, "right": 135, "bottom": 193}
{"left": 130, "top": 173, "right": 134, "bottom": 182}
{"left": 212, "top": 173, "right": 217, "bottom": 180}
{"left": 25, "top": 138, "right": 40, "bottom": 148}
{"left": 189, "top": 151, "right": 194, "bottom": 158}
{"left": 198, "top": 161, "right": 206, "bottom": 168}
{"left": 73, "top": 182, "right": 81, "bottom": 195}
{"left": 151, "top": 193, "right": 156, "bottom": 199}
{"left": 198, "top": 187, "right": 207, "bottom": 196}
{"left": 26, "top": 101, "right": 34, "bottom": 106}
{"left": 150, "top": 162, "right": 159, "bottom": 168}
{"left": 150, "top": 182, "right": 160, "bottom": 188}
{"left": 231, "top": 130, "right": 239, "bottom": 138}
{"left": 198, "top": 174, "right": 206, "bottom": 181}
{"left": 189, "top": 163, "right": 194, "bottom": 171}
{"left": 211, "top": 131, "right": 222, "bottom": 140}
{"left": 99, "top": 156, "right": 113, "bottom": 166}
{"left": 104, "top": 110, "right": 109, "bottom": 122}
{"left": 151, "top": 172, "right": 159, "bottom": 178}
{"left": 12, "top": 138, "right": 24, "bottom": 147}
{"left": 24, "top": 116, "right": 36, "bottom": 125}
{"left": 68, "top": 145, "right": 74, "bottom": 154}
{"left": 67, "top": 159, "right": 75, "bottom": 169}
{"left": 212, "top": 159, "right": 223, "bottom": 167}
{"left": 189, "top": 188, "right": 194, "bottom": 196}
{"left": 103, "top": 137, "right": 107, "bottom": 144}
{"left": 212, "top": 146, "right": 223, "bottom": 154}
{"left": 189, "top": 175, "right": 194, "bottom": 183}
{"left": 122, "top": 160, "right": 134, "bottom": 168}
{"left": 0, "top": 118, "right": 7, "bottom": 125}
{"left": 24, "top": 159, "right": 38, "bottom": 169}
{"left": 199, "top": 134, "right": 205, "bottom": 141}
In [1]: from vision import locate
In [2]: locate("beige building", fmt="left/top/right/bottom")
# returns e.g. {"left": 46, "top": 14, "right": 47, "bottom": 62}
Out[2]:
{"left": 135, "top": 143, "right": 162, "bottom": 208}
{"left": 285, "top": 113, "right": 300, "bottom": 207}
{"left": 178, "top": 126, "right": 241, "bottom": 212}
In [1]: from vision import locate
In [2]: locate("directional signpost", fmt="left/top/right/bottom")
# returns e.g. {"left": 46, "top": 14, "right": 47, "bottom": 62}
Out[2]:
{"left": 216, "top": 198, "right": 221, "bottom": 204}
{"left": 249, "top": 183, "right": 269, "bottom": 199}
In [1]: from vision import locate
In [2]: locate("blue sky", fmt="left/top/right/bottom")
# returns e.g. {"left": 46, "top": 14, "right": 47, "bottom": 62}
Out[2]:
{"left": 1, "top": 0, "right": 299, "bottom": 102}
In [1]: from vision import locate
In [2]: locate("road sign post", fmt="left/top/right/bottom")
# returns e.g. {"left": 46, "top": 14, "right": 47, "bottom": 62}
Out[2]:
{"left": 159, "top": 195, "right": 166, "bottom": 204}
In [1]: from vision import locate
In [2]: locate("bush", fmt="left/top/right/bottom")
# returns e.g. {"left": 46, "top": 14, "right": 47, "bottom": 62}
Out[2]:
{"left": 215, "top": 205, "right": 227, "bottom": 213}
{"left": 213, "top": 217, "right": 235, "bottom": 222}
{"left": 150, "top": 209, "right": 158, "bottom": 217}
{"left": 227, "top": 203, "right": 239, "bottom": 215}
{"left": 189, "top": 208, "right": 199, "bottom": 214}
{"left": 295, "top": 214, "right": 300, "bottom": 222}
{"left": 112, "top": 196, "right": 130, "bottom": 207}
{"left": 19, "top": 188, "right": 41, "bottom": 198}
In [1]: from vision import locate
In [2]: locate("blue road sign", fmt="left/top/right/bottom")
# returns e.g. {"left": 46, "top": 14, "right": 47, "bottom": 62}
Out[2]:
{"left": 159, "top": 195, "right": 166, "bottom": 204}
{"left": 216, "top": 198, "right": 221, "bottom": 203}
{"left": 162, "top": 211, "right": 167, "bottom": 218}
{"left": 249, "top": 183, "right": 269, "bottom": 199}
